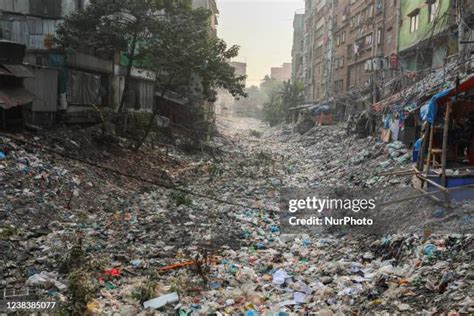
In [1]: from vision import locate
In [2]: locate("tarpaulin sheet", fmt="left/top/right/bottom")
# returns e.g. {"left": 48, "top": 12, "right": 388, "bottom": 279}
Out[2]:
{"left": 67, "top": 70, "right": 100, "bottom": 105}
{"left": 420, "top": 88, "right": 452, "bottom": 123}
{"left": 48, "top": 53, "right": 67, "bottom": 94}
{"left": 0, "top": 87, "right": 35, "bottom": 109}
{"left": 420, "top": 76, "right": 474, "bottom": 123}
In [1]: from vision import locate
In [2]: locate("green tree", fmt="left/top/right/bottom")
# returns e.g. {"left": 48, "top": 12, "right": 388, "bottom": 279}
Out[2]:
{"left": 260, "top": 75, "right": 282, "bottom": 98}
{"left": 261, "top": 80, "right": 304, "bottom": 126}
{"left": 233, "top": 85, "right": 266, "bottom": 118}
{"left": 279, "top": 80, "right": 304, "bottom": 121}
{"left": 262, "top": 92, "right": 284, "bottom": 127}
{"left": 134, "top": 7, "right": 246, "bottom": 150}
{"left": 56, "top": 0, "right": 189, "bottom": 112}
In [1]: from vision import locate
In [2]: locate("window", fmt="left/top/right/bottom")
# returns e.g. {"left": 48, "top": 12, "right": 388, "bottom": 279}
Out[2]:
{"left": 409, "top": 12, "right": 419, "bottom": 33}
{"left": 366, "top": 34, "right": 373, "bottom": 46}
{"left": 375, "top": 0, "right": 383, "bottom": 14}
{"left": 342, "top": 32, "right": 346, "bottom": 43}
{"left": 367, "top": 5, "right": 374, "bottom": 18}
{"left": 377, "top": 28, "right": 382, "bottom": 45}
{"left": 75, "top": 0, "right": 84, "bottom": 10}
{"left": 428, "top": 0, "right": 438, "bottom": 23}
{"left": 387, "top": 28, "right": 393, "bottom": 44}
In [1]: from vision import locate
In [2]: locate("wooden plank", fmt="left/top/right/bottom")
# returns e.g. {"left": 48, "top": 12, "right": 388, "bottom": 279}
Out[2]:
{"left": 414, "top": 186, "right": 443, "bottom": 203}
{"left": 416, "top": 174, "right": 448, "bottom": 192}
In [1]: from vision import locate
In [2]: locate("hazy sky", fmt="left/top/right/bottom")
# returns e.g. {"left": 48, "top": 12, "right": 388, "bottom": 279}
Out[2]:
{"left": 216, "top": 0, "right": 304, "bottom": 87}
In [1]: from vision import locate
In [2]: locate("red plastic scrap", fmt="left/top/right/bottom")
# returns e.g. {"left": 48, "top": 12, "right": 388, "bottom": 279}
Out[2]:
{"left": 104, "top": 268, "right": 121, "bottom": 277}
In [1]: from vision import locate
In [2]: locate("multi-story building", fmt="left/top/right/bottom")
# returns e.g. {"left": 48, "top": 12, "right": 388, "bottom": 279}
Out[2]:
{"left": 346, "top": 0, "right": 376, "bottom": 94}
{"left": 298, "top": 0, "right": 473, "bottom": 119}
{"left": 397, "top": 0, "right": 474, "bottom": 72}
{"left": 344, "top": 0, "right": 401, "bottom": 104}
{"left": 0, "top": 0, "right": 117, "bottom": 124}
{"left": 314, "top": 0, "right": 333, "bottom": 101}
{"left": 271, "top": 63, "right": 292, "bottom": 82}
{"left": 230, "top": 61, "right": 246, "bottom": 80}
{"left": 332, "top": 0, "right": 350, "bottom": 96}
{"left": 302, "top": 0, "right": 315, "bottom": 100}
{"left": 291, "top": 13, "right": 304, "bottom": 83}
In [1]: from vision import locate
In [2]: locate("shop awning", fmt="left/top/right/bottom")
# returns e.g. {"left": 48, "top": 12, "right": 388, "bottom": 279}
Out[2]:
{"left": 0, "top": 87, "right": 35, "bottom": 109}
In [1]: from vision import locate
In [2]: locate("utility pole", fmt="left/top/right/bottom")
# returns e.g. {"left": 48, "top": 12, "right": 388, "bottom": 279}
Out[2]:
{"left": 458, "top": 0, "right": 466, "bottom": 70}
{"left": 371, "top": 1, "right": 377, "bottom": 107}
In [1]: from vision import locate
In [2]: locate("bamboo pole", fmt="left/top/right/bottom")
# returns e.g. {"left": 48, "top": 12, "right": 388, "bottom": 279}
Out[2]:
{"left": 378, "top": 169, "right": 417, "bottom": 176}
{"left": 441, "top": 101, "right": 452, "bottom": 203}
{"left": 414, "top": 187, "right": 444, "bottom": 203}
{"left": 441, "top": 102, "right": 451, "bottom": 187}
{"left": 416, "top": 173, "right": 449, "bottom": 192}
{"left": 425, "top": 123, "right": 435, "bottom": 174}
{"left": 417, "top": 122, "right": 430, "bottom": 172}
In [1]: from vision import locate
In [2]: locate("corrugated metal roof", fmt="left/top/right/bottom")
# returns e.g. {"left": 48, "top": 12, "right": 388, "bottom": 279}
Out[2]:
{"left": 0, "top": 15, "right": 63, "bottom": 49}
{"left": 1, "top": 64, "right": 34, "bottom": 77}
{"left": 0, "top": 87, "right": 35, "bottom": 109}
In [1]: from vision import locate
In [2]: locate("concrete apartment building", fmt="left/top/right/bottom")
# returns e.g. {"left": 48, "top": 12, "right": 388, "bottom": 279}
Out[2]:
{"left": 292, "top": 0, "right": 473, "bottom": 120}
{"left": 313, "top": 0, "right": 333, "bottom": 101}
{"left": 300, "top": 0, "right": 344, "bottom": 102}
{"left": 332, "top": 0, "right": 350, "bottom": 95}
{"left": 0, "top": 0, "right": 223, "bottom": 127}
{"left": 230, "top": 61, "right": 247, "bottom": 86}
{"left": 346, "top": 0, "right": 400, "bottom": 100}
{"left": 302, "top": 0, "right": 315, "bottom": 100}
{"left": 346, "top": 0, "right": 376, "bottom": 94}
{"left": 291, "top": 13, "right": 304, "bottom": 84}
{"left": 271, "top": 63, "right": 292, "bottom": 82}
{"left": 294, "top": 0, "right": 401, "bottom": 100}
{"left": 397, "top": 0, "right": 474, "bottom": 73}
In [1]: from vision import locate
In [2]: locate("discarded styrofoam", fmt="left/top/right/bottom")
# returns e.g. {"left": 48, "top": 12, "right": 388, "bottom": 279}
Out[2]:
{"left": 143, "top": 292, "right": 179, "bottom": 309}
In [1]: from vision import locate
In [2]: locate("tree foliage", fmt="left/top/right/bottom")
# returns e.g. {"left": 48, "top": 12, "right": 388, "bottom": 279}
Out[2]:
{"left": 143, "top": 8, "right": 246, "bottom": 102}
{"left": 135, "top": 7, "right": 247, "bottom": 149}
{"left": 55, "top": 0, "right": 194, "bottom": 112}
{"left": 56, "top": 0, "right": 169, "bottom": 57}
{"left": 233, "top": 85, "right": 266, "bottom": 118}
{"left": 56, "top": 0, "right": 247, "bottom": 150}
{"left": 262, "top": 79, "right": 304, "bottom": 126}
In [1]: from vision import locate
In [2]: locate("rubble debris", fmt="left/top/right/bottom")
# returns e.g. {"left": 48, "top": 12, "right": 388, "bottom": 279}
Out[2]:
{"left": 0, "top": 117, "right": 472, "bottom": 314}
